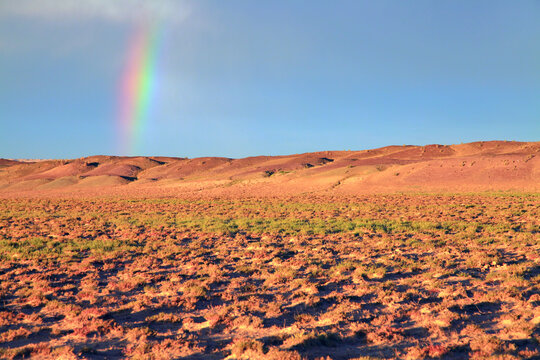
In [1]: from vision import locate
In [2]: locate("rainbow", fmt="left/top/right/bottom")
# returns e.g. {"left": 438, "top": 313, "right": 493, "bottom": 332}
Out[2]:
{"left": 118, "top": 22, "right": 161, "bottom": 155}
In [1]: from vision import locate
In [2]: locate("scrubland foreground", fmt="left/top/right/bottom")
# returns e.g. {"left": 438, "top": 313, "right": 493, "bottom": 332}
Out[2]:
{"left": 0, "top": 193, "right": 538, "bottom": 359}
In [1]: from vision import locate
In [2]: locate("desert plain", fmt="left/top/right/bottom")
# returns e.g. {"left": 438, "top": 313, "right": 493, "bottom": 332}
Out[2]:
{"left": 0, "top": 140, "right": 539, "bottom": 359}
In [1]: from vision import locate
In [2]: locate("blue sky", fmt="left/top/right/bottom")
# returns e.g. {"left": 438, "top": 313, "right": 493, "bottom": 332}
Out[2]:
{"left": 1, "top": 0, "right": 539, "bottom": 158}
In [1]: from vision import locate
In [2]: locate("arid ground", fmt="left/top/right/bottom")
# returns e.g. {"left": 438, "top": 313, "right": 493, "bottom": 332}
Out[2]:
{"left": 0, "top": 141, "right": 539, "bottom": 359}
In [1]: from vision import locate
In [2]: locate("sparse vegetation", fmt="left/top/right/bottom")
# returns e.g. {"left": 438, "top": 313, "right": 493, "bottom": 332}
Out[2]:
{"left": 0, "top": 193, "right": 538, "bottom": 359}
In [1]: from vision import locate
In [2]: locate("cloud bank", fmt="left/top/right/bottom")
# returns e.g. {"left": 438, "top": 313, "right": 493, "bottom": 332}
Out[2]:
{"left": 0, "top": 0, "right": 190, "bottom": 23}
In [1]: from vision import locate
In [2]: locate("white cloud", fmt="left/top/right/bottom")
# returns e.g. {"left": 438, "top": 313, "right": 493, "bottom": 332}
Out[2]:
{"left": 0, "top": 0, "right": 190, "bottom": 23}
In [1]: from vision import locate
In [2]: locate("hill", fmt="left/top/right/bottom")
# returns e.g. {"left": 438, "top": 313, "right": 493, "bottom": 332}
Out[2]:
{"left": 0, "top": 141, "right": 538, "bottom": 196}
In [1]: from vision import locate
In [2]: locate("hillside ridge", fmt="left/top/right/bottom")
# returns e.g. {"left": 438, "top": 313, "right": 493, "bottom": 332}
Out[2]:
{"left": 1, "top": 140, "right": 538, "bottom": 195}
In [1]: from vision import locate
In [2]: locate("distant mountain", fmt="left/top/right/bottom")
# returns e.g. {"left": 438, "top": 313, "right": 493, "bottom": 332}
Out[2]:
{"left": 1, "top": 141, "right": 538, "bottom": 195}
